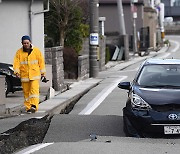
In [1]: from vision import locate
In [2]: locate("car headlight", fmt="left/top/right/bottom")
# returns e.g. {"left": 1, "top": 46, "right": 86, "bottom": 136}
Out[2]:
{"left": 130, "top": 93, "right": 152, "bottom": 110}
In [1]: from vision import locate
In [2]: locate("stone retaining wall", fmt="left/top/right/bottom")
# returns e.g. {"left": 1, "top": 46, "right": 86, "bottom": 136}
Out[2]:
{"left": 45, "top": 46, "right": 65, "bottom": 91}
{"left": 78, "top": 55, "right": 89, "bottom": 80}
{"left": 45, "top": 37, "right": 106, "bottom": 85}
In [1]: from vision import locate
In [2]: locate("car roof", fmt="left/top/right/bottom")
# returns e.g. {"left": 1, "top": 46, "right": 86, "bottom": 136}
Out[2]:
{"left": 143, "top": 59, "right": 180, "bottom": 65}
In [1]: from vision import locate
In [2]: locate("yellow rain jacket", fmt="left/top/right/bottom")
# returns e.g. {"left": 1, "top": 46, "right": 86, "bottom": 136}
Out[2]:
{"left": 13, "top": 46, "right": 46, "bottom": 82}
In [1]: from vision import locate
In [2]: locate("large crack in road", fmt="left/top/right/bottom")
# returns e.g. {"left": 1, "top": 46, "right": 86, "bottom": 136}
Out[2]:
{"left": 0, "top": 115, "right": 52, "bottom": 154}
{"left": 0, "top": 87, "right": 83, "bottom": 154}
{"left": 0, "top": 100, "right": 78, "bottom": 154}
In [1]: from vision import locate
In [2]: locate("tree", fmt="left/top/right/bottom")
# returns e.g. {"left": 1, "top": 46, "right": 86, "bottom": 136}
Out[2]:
{"left": 64, "top": 4, "right": 83, "bottom": 53}
{"left": 45, "top": 0, "right": 83, "bottom": 47}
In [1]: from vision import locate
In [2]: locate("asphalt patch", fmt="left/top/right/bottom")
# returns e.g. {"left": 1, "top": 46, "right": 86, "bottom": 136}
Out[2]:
{"left": 0, "top": 115, "right": 51, "bottom": 154}
{"left": 0, "top": 90, "right": 81, "bottom": 154}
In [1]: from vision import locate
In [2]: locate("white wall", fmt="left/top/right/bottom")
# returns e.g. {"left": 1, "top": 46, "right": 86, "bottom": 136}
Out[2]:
{"left": 31, "top": 0, "right": 44, "bottom": 55}
{"left": 0, "top": 0, "right": 44, "bottom": 64}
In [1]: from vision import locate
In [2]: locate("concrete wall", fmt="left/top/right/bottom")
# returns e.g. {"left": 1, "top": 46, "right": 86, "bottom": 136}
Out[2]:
{"left": 144, "top": 7, "right": 158, "bottom": 49}
{"left": 0, "top": 0, "right": 44, "bottom": 64}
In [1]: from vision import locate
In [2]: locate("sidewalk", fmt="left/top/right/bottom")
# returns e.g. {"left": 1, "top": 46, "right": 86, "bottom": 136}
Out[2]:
{"left": 1, "top": 47, "right": 169, "bottom": 119}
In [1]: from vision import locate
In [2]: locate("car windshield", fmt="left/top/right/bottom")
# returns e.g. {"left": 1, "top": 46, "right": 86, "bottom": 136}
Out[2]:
{"left": 137, "top": 64, "right": 180, "bottom": 87}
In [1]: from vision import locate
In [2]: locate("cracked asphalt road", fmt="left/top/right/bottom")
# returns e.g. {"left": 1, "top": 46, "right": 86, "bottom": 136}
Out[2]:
{"left": 0, "top": 115, "right": 51, "bottom": 154}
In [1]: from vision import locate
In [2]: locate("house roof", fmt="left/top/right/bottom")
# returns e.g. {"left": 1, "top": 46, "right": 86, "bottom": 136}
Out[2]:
{"left": 99, "top": 0, "right": 144, "bottom": 4}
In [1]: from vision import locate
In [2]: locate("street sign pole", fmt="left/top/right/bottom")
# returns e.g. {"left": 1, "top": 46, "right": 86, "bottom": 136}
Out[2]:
{"left": 131, "top": 0, "right": 138, "bottom": 55}
{"left": 89, "top": 0, "right": 99, "bottom": 78}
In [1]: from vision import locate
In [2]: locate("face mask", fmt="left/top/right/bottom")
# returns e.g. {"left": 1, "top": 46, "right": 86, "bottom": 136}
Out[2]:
{"left": 23, "top": 44, "right": 33, "bottom": 55}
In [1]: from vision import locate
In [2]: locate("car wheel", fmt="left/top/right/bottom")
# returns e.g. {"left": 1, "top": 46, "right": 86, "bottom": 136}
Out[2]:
{"left": 123, "top": 116, "right": 130, "bottom": 137}
{"left": 5, "top": 77, "right": 11, "bottom": 97}
{"left": 123, "top": 116, "right": 140, "bottom": 137}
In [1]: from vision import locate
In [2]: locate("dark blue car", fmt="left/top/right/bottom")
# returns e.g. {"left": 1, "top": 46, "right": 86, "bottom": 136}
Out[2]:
{"left": 0, "top": 63, "right": 22, "bottom": 96}
{"left": 118, "top": 59, "right": 180, "bottom": 137}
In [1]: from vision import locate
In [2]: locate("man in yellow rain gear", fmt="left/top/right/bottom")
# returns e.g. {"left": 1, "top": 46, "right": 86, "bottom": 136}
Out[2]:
{"left": 13, "top": 35, "right": 46, "bottom": 113}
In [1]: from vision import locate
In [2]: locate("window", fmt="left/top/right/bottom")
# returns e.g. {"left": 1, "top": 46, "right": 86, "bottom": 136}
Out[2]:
{"left": 138, "top": 64, "right": 180, "bottom": 86}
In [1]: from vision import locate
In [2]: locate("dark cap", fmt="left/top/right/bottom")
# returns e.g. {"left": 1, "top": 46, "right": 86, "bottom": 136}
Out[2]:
{"left": 21, "top": 35, "right": 31, "bottom": 42}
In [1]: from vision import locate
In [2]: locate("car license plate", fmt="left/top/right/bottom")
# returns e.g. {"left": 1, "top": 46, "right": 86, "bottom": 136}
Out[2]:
{"left": 164, "top": 126, "right": 180, "bottom": 134}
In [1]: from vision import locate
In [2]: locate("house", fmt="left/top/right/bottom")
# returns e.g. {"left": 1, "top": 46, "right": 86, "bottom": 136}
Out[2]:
{"left": 162, "top": 0, "right": 180, "bottom": 35}
{"left": 0, "top": 0, "right": 48, "bottom": 64}
{"left": 162, "top": 0, "right": 180, "bottom": 21}
{"left": 99, "top": 0, "right": 144, "bottom": 36}
{"left": 99, "top": 0, "right": 158, "bottom": 49}
{"left": 0, "top": 0, "right": 52, "bottom": 93}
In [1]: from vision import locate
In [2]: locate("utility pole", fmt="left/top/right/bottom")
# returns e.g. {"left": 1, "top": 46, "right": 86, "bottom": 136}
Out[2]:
{"left": 117, "top": 0, "right": 129, "bottom": 61}
{"left": 159, "top": 2, "right": 165, "bottom": 42}
{"left": 117, "top": 0, "right": 126, "bottom": 35}
{"left": 89, "top": 0, "right": 99, "bottom": 78}
{"left": 131, "top": 0, "right": 138, "bottom": 55}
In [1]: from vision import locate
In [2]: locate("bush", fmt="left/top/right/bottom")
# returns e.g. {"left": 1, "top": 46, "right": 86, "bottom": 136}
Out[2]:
{"left": 164, "top": 39, "right": 170, "bottom": 46}
{"left": 63, "top": 48, "right": 78, "bottom": 79}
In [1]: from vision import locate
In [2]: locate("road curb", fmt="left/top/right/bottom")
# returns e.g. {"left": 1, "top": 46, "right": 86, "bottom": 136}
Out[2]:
{"left": 38, "top": 78, "right": 102, "bottom": 117}
{"left": 3, "top": 46, "right": 169, "bottom": 118}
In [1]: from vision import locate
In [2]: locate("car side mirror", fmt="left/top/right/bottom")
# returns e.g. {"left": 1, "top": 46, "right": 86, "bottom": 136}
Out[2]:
{"left": 118, "top": 82, "right": 131, "bottom": 90}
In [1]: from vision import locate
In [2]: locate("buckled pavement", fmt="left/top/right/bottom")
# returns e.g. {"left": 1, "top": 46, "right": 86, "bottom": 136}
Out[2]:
{"left": 0, "top": 47, "right": 169, "bottom": 134}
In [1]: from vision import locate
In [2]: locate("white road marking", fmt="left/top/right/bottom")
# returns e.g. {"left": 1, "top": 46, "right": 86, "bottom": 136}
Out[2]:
{"left": 36, "top": 110, "right": 46, "bottom": 113}
{"left": 15, "top": 143, "right": 54, "bottom": 154}
{"left": 159, "top": 53, "right": 171, "bottom": 59}
{"left": 157, "top": 40, "right": 179, "bottom": 59}
{"left": 33, "top": 116, "right": 44, "bottom": 119}
{"left": 79, "top": 76, "right": 127, "bottom": 115}
{"left": 120, "top": 67, "right": 139, "bottom": 72}
{"left": 170, "top": 40, "right": 180, "bottom": 52}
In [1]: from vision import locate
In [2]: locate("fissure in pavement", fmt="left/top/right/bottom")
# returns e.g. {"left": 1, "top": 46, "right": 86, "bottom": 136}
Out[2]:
{"left": 0, "top": 99, "right": 80, "bottom": 154}
{"left": 0, "top": 115, "right": 51, "bottom": 154}
{"left": 0, "top": 84, "right": 90, "bottom": 154}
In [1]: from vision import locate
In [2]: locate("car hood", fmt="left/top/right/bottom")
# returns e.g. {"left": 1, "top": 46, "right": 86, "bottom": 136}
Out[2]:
{"left": 135, "top": 86, "right": 180, "bottom": 105}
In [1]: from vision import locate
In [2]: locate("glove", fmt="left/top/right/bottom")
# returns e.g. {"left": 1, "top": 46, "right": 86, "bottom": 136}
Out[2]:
{"left": 15, "top": 73, "right": 20, "bottom": 78}
{"left": 41, "top": 76, "right": 49, "bottom": 83}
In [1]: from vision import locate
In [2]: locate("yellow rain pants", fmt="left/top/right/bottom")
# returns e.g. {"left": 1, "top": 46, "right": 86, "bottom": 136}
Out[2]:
{"left": 22, "top": 80, "right": 40, "bottom": 111}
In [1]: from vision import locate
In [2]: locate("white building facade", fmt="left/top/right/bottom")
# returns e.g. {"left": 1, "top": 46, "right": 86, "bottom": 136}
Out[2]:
{"left": 0, "top": 0, "right": 46, "bottom": 64}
